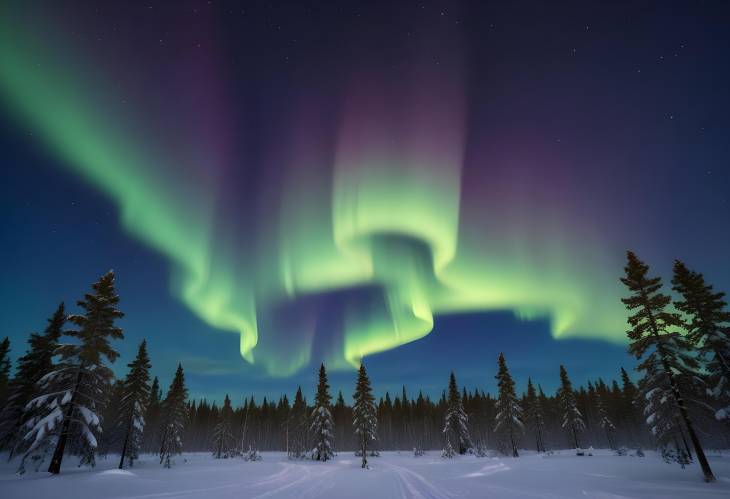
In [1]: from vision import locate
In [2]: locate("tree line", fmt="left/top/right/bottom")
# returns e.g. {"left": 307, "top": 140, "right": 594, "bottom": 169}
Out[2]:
{"left": 0, "top": 251, "right": 727, "bottom": 481}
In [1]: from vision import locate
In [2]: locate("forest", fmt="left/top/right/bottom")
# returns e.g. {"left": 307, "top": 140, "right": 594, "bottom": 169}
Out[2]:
{"left": 0, "top": 251, "right": 728, "bottom": 482}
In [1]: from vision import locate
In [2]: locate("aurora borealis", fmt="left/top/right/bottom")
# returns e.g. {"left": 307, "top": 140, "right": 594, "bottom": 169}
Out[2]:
{"left": 1, "top": 1, "right": 729, "bottom": 396}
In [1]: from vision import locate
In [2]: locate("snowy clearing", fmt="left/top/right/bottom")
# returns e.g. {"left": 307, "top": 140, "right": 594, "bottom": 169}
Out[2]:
{"left": 1, "top": 449, "right": 729, "bottom": 499}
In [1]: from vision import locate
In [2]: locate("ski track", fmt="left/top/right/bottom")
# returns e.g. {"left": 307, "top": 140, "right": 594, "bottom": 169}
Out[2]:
{"left": 249, "top": 462, "right": 338, "bottom": 499}
{"left": 383, "top": 461, "right": 452, "bottom": 499}
{"left": 122, "top": 463, "right": 309, "bottom": 499}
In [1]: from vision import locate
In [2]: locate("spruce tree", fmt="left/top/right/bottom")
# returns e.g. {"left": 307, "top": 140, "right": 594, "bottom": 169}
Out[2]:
{"left": 619, "top": 367, "right": 642, "bottom": 444}
{"left": 672, "top": 260, "right": 730, "bottom": 421}
{"left": 159, "top": 363, "right": 188, "bottom": 468}
{"left": 352, "top": 363, "right": 377, "bottom": 468}
{"left": 0, "top": 304, "right": 65, "bottom": 454}
{"left": 596, "top": 382, "right": 617, "bottom": 449}
{"left": 99, "top": 380, "right": 125, "bottom": 456}
{"left": 0, "top": 337, "right": 10, "bottom": 406}
{"left": 333, "top": 391, "right": 347, "bottom": 452}
{"left": 524, "top": 378, "right": 546, "bottom": 452}
{"left": 621, "top": 251, "right": 714, "bottom": 481}
{"left": 117, "top": 340, "right": 152, "bottom": 468}
{"left": 288, "top": 386, "right": 307, "bottom": 458}
{"left": 212, "top": 394, "right": 235, "bottom": 458}
{"left": 142, "top": 376, "right": 162, "bottom": 452}
{"left": 442, "top": 371, "right": 472, "bottom": 456}
{"left": 494, "top": 353, "right": 522, "bottom": 457}
{"left": 558, "top": 365, "right": 585, "bottom": 450}
{"left": 310, "top": 363, "right": 334, "bottom": 461}
{"left": 20, "top": 272, "right": 123, "bottom": 474}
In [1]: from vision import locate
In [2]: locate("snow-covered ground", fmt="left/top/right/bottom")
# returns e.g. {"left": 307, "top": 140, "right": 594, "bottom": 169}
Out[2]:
{"left": 1, "top": 449, "right": 729, "bottom": 499}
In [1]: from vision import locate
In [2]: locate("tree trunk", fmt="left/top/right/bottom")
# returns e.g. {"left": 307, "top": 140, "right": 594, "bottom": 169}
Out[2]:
{"left": 119, "top": 412, "right": 134, "bottom": 469}
{"left": 656, "top": 351, "right": 714, "bottom": 481}
{"left": 48, "top": 369, "right": 83, "bottom": 474}
{"left": 159, "top": 425, "right": 168, "bottom": 465}
{"left": 677, "top": 396, "right": 715, "bottom": 482}
{"left": 118, "top": 433, "right": 129, "bottom": 469}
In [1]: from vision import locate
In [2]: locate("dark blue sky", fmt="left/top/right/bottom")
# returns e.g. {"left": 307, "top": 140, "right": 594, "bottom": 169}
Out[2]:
{"left": 1, "top": 1, "right": 730, "bottom": 404}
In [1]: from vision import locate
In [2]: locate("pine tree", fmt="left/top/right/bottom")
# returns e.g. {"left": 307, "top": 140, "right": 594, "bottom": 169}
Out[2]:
{"left": 596, "top": 382, "right": 617, "bottom": 449}
{"left": 0, "top": 304, "right": 65, "bottom": 454}
{"left": 159, "top": 363, "right": 188, "bottom": 467}
{"left": 0, "top": 337, "right": 10, "bottom": 406}
{"left": 212, "top": 394, "right": 235, "bottom": 458}
{"left": 442, "top": 371, "right": 472, "bottom": 456}
{"left": 494, "top": 353, "right": 522, "bottom": 456}
{"left": 558, "top": 365, "right": 585, "bottom": 450}
{"left": 621, "top": 251, "right": 714, "bottom": 481}
{"left": 20, "top": 272, "right": 123, "bottom": 474}
{"left": 352, "top": 363, "right": 377, "bottom": 468}
{"left": 524, "top": 378, "right": 546, "bottom": 452}
{"left": 142, "top": 376, "right": 163, "bottom": 452}
{"left": 672, "top": 260, "right": 730, "bottom": 421}
{"left": 619, "top": 367, "right": 642, "bottom": 444}
{"left": 288, "top": 386, "right": 307, "bottom": 458}
{"left": 99, "top": 379, "right": 125, "bottom": 456}
{"left": 333, "top": 391, "right": 347, "bottom": 452}
{"left": 117, "top": 340, "right": 152, "bottom": 468}
{"left": 310, "top": 363, "right": 334, "bottom": 461}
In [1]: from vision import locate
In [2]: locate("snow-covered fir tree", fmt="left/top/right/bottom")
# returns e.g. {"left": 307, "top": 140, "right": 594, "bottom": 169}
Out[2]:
{"left": 212, "top": 394, "right": 235, "bottom": 458}
{"left": 442, "top": 371, "right": 472, "bottom": 456}
{"left": 494, "top": 353, "right": 522, "bottom": 457}
{"left": 621, "top": 251, "right": 714, "bottom": 481}
{"left": 352, "top": 363, "right": 377, "bottom": 468}
{"left": 558, "top": 365, "right": 585, "bottom": 450}
{"left": 0, "top": 303, "right": 65, "bottom": 457}
{"left": 142, "top": 376, "right": 163, "bottom": 453}
{"left": 288, "top": 386, "right": 308, "bottom": 458}
{"left": 0, "top": 337, "right": 10, "bottom": 406}
{"left": 159, "top": 363, "right": 188, "bottom": 468}
{"left": 310, "top": 363, "right": 334, "bottom": 461}
{"left": 524, "top": 378, "right": 546, "bottom": 452}
{"left": 20, "top": 272, "right": 124, "bottom": 474}
{"left": 117, "top": 340, "right": 151, "bottom": 468}
{"left": 672, "top": 260, "right": 730, "bottom": 421}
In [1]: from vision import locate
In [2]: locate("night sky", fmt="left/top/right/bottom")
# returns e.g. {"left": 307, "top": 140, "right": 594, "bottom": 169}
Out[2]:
{"left": 1, "top": 1, "right": 729, "bottom": 403}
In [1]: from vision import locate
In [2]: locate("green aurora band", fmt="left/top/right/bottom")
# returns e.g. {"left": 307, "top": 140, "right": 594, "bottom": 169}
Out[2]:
{"left": 0, "top": 8, "right": 627, "bottom": 376}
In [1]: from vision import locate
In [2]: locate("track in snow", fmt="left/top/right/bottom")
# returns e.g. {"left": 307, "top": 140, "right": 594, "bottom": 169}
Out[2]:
{"left": 381, "top": 461, "right": 453, "bottom": 499}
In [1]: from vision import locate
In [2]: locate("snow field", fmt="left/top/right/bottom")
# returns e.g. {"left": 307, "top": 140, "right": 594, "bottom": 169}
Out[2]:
{"left": 1, "top": 449, "right": 729, "bottom": 499}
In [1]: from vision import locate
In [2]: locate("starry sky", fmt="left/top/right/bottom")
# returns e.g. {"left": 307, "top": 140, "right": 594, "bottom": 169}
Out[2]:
{"left": 1, "top": 1, "right": 729, "bottom": 403}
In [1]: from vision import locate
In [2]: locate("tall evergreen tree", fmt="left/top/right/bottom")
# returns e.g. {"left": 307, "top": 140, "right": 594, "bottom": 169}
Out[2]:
{"left": 20, "top": 272, "right": 123, "bottom": 474}
{"left": 619, "top": 367, "right": 642, "bottom": 444}
{"left": 672, "top": 260, "right": 730, "bottom": 421}
{"left": 596, "top": 382, "right": 617, "bottom": 449}
{"left": 212, "top": 394, "right": 235, "bottom": 458}
{"left": 117, "top": 340, "right": 152, "bottom": 469}
{"left": 494, "top": 353, "right": 522, "bottom": 457}
{"left": 159, "top": 363, "right": 188, "bottom": 468}
{"left": 98, "top": 380, "right": 125, "bottom": 456}
{"left": 0, "top": 337, "right": 10, "bottom": 406}
{"left": 621, "top": 251, "right": 714, "bottom": 481}
{"left": 352, "top": 363, "right": 377, "bottom": 468}
{"left": 310, "top": 363, "right": 334, "bottom": 461}
{"left": 0, "top": 304, "right": 65, "bottom": 454}
{"left": 333, "top": 391, "right": 347, "bottom": 452}
{"left": 558, "top": 365, "right": 585, "bottom": 449}
{"left": 524, "top": 378, "right": 546, "bottom": 452}
{"left": 442, "top": 371, "right": 472, "bottom": 456}
{"left": 142, "top": 376, "right": 163, "bottom": 452}
{"left": 288, "top": 386, "right": 307, "bottom": 458}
